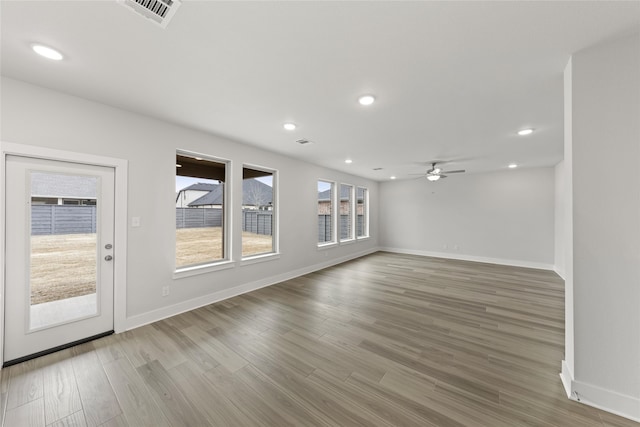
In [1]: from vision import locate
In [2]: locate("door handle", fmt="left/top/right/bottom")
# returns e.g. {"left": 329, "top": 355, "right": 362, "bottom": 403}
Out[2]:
{"left": 105, "top": 255, "right": 113, "bottom": 261}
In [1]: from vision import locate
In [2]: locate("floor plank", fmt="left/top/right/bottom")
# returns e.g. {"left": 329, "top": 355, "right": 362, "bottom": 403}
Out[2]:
{"left": 6, "top": 358, "right": 43, "bottom": 411}
{"left": 70, "top": 343, "right": 122, "bottom": 427}
{"left": 42, "top": 349, "right": 82, "bottom": 425}
{"left": 4, "top": 398, "right": 44, "bottom": 427}
{"left": 102, "top": 358, "right": 170, "bottom": 427}
{"left": 48, "top": 410, "right": 87, "bottom": 427}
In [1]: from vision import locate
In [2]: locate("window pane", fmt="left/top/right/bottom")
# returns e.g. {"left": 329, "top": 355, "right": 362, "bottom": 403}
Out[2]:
{"left": 340, "top": 184, "right": 353, "bottom": 240}
{"left": 318, "top": 180, "right": 334, "bottom": 243}
{"left": 242, "top": 167, "right": 275, "bottom": 257}
{"left": 29, "top": 172, "right": 98, "bottom": 329}
{"left": 357, "top": 187, "right": 368, "bottom": 238}
{"left": 176, "top": 154, "right": 226, "bottom": 268}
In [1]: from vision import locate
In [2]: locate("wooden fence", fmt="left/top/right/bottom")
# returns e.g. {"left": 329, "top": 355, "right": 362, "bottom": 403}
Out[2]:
{"left": 242, "top": 210, "right": 273, "bottom": 235}
{"left": 176, "top": 207, "right": 222, "bottom": 229}
{"left": 318, "top": 214, "right": 365, "bottom": 242}
{"left": 31, "top": 205, "right": 96, "bottom": 235}
{"left": 31, "top": 206, "right": 363, "bottom": 240}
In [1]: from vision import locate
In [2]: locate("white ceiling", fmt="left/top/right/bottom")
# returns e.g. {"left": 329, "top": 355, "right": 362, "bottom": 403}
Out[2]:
{"left": 2, "top": 1, "right": 639, "bottom": 181}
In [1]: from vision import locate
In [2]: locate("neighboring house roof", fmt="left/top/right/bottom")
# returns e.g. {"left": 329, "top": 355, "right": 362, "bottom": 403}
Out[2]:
{"left": 181, "top": 183, "right": 218, "bottom": 192}
{"left": 189, "top": 185, "right": 224, "bottom": 206}
{"left": 189, "top": 179, "right": 273, "bottom": 206}
{"left": 31, "top": 172, "right": 97, "bottom": 198}
{"left": 318, "top": 186, "right": 362, "bottom": 201}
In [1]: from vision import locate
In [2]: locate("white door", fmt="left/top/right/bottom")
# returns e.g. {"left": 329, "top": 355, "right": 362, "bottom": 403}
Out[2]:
{"left": 4, "top": 155, "right": 115, "bottom": 364}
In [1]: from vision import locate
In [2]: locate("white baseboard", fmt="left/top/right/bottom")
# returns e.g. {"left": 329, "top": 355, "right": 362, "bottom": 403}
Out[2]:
{"left": 125, "top": 247, "right": 378, "bottom": 331}
{"left": 560, "top": 360, "right": 574, "bottom": 398}
{"left": 560, "top": 359, "right": 640, "bottom": 422}
{"left": 379, "top": 247, "right": 554, "bottom": 271}
{"left": 554, "top": 266, "right": 566, "bottom": 280}
{"left": 572, "top": 380, "right": 640, "bottom": 422}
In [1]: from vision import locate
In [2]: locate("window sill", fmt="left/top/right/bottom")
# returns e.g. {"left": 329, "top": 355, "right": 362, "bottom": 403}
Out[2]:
{"left": 339, "top": 238, "right": 357, "bottom": 246}
{"left": 317, "top": 242, "right": 338, "bottom": 250}
{"left": 356, "top": 236, "right": 370, "bottom": 241}
{"left": 241, "top": 252, "right": 280, "bottom": 266}
{"left": 173, "top": 260, "right": 235, "bottom": 279}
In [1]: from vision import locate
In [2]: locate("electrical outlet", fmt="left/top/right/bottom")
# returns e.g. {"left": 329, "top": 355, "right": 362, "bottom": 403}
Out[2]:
{"left": 162, "top": 286, "right": 170, "bottom": 297}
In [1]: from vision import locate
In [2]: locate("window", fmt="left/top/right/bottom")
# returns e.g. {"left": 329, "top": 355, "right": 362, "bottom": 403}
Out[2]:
{"left": 340, "top": 184, "right": 354, "bottom": 241}
{"left": 242, "top": 166, "right": 276, "bottom": 257}
{"left": 357, "top": 187, "right": 368, "bottom": 238}
{"left": 318, "top": 180, "right": 335, "bottom": 245}
{"left": 175, "top": 152, "right": 228, "bottom": 269}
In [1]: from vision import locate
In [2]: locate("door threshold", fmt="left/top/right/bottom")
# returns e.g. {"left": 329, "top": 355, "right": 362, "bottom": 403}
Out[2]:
{"left": 3, "top": 330, "right": 114, "bottom": 367}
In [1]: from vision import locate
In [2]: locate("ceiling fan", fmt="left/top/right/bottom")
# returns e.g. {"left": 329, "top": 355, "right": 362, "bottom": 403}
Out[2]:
{"left": 410, "top": 162, "right": 466, "bottom": 181}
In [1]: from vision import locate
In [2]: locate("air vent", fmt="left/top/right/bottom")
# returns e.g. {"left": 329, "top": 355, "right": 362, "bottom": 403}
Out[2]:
{"left": 118, "top": 0, "right": 181, "bottom": 28}
{"left": 296, "top": 139, "right": 313, "bottom": 145}
{"left": 373, "top": 167, "right": 383, "bottom": 171}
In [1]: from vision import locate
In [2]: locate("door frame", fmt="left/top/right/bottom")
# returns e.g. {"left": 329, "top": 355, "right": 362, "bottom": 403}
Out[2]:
{"left": 0, "top": 141, "right": 128, "bottom": 366}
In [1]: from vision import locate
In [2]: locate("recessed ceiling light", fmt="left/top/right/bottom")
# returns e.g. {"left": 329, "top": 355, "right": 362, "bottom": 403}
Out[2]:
{"left": 31, "top": 44, "right": 63, "bottom": 61}
{"left": 345, "top": 159, "right": 353, "bottom": 164}
{"left": 390, "top": 176, "right": 396, "bottom": 180}
{"left": 358, "top": 95, "right": 375, "bottom": 106}
{"left": 283, "top": 123, "right": 296, "bottom": 131}
{"left": 508, "top": 163, "right": 518, "bottom": 169}
{"left": 517, "top": 128, "right": 533, "bottom": 136}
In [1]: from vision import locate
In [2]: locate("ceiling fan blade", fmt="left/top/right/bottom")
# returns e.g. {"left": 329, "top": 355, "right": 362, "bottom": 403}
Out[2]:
{"left": 441, "top": 169, "right": 465, "bottom": 174}
{"left": 408, "top": 173, "right": 427, "bottom": 175}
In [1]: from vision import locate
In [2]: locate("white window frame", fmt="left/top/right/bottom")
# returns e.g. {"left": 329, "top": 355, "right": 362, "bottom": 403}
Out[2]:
{"left": 241, "top": 163, "right": 279, "bottom": 262}
{"left": 317, "top": 179, "right": 337, "bottom": 248}
{"left": 356, "top": 186, "right": 370, "bottom": 239}
{"left": 339, "top": 183, "right": 356, "bottom": 244}
{"left": 174, "top": 149, "right": 233, "bottom": 278}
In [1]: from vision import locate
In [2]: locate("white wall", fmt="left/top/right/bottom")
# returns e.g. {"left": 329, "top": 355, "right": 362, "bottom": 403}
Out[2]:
{"left": 0, "top": 77, "right": 379, "bottom": 328}
{"left": 561, "top": 57, "right": 575, "bottom": 392}
{"left": 379, "top": 167, "right": 555, "bottom": 269}
{"left": 569, "top": 32, "right": 640, "bottom": 419}
{"left": 554, "top": 161, "right": 565, "bottom": 279}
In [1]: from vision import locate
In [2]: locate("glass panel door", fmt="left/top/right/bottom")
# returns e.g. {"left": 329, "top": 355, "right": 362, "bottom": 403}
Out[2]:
{"left": 4, "top": 155, "right": 115, "bottom": 364}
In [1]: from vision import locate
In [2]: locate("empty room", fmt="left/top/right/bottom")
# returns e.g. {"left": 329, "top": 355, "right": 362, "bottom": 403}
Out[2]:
{"left": 1, "top": 1, "right": 639, "bottom": 426}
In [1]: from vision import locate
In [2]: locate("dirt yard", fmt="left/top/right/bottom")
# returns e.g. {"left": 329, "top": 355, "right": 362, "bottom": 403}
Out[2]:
{"left": 30, "top": 228, "right": 273, "bottom": 304}
{"left": 30, "top": 234, "right": 97, "bottom": 305}
{"left": 176, "top": 227, "right": 273, "bottom": 267}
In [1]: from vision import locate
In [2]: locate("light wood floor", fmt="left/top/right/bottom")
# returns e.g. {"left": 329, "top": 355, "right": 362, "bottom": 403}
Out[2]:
{"left": 1, "top": 252, "right": 637, "bottom": 426}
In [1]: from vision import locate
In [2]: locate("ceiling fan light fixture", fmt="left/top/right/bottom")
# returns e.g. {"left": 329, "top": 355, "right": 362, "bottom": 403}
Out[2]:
{"left": 427, "top": 175, "right": 441, "bottom": 181}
